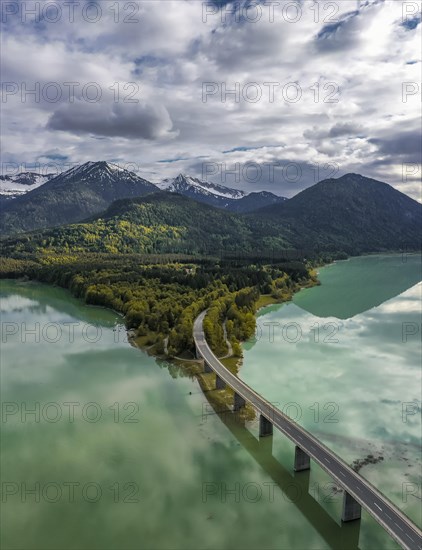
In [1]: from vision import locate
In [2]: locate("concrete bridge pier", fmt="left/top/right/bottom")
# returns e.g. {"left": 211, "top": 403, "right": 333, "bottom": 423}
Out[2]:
{"left": 341, "top": 492, "right": 361, "bottom": 522}
{"left": 234, "top": 392, "right": 246, "bottom": 411}
{"left": 216, "top": 374, "right": 226, "bottom": 390}
{"left": 259, "top": 414, "right": 273, "bottom": 437}
{"left": 294, "top": 446, "right": 311, "bottom": 472}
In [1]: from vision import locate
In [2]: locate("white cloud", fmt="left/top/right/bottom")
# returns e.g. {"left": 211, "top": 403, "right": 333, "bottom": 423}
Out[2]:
{"left": 1, "top": 0, "right": 421, "bottom": 198}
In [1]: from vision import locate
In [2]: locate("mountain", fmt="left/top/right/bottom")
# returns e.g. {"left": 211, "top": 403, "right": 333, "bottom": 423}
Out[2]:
{"left": 0, "top": 172, "right": 55, "bottom": 200}
{"left": 1, "top": 192, "right": 289, "bottom": 257}
{"left": 156, "top": 174, "right": 286, "bottom": 212}
{"left": 0, "top": 165, "right": 285, "bottom": 235}
{"left": 2, "top": 171, "right": 419, "bottom": 256}
{"left": 157, "top": 174, "right": 245, "bottom": 200}
{"left": 231, "top": 191, "right": 287, "bottom": 213}
{"left": 250, "top": 173, "right": 422, "bottom": 253}
{"left": 0, "top": 161, "right": 158, "bottom": 235}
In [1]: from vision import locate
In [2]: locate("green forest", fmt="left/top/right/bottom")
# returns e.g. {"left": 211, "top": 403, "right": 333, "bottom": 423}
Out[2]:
{"left": 3, "top": 174, "right": 421, "bottom": 259}
{"left": 0, "top": 253, "right": 317, "bottom": 358}
{"left": 0, "top": 193, "right": 291, "bottom": 258}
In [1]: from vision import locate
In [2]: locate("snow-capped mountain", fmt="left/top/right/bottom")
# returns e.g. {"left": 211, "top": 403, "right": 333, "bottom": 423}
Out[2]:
{"left": 1, "top": 161, "right": 158, "bottom": 235}
{"left": 157, "top": 174, "right": 246, "bottom": 200}
{"left": 1, "top": 161, "right": 287, "bottom": 235}
{"left": 156, "top": 173, "right": 286, "bottom": 212}
{"left": 49, "top": 161, "right": 156, "bottom": 191}
{"left": 0, "top": 172, "right": 55, "bottom": 200}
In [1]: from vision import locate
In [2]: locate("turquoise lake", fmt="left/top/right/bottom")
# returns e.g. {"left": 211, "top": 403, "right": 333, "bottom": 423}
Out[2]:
{"left": 241, "top": 254, "right": 422, "bottom": 529}
{"left": 1, "top": 254, "right": 420, "bottom": 549}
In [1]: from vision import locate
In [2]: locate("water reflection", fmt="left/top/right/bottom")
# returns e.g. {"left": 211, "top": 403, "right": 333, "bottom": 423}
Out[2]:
{"left": 241, "top": 255, "right": 422, "bottom": 527}
{"left": 294, "top": 254, "right": 422, "bottom": 319}
{"left": 1, "top": 280, "right": 342, "bottom": 550}
{"left": 201, "top": 397, "right": 364, "bottom": 550}
{"left": 0, "top": 265, "right": 417, "bottom": 550}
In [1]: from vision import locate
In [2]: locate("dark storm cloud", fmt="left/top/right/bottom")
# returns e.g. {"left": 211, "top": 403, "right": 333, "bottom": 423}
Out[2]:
{"left": 187, "top": 157, "right": 341, "bottom": 197}
{"left": 329, "top": 122, "right": 365, "bottom": 138}
{"left": 47, "top": 102, "right": 176, "bottom": 140}
{"left": 369, "top": 130, "right": 422, "bottom": 162}
{"left": 304, "top": 122, "right": 365, "bottom": 141}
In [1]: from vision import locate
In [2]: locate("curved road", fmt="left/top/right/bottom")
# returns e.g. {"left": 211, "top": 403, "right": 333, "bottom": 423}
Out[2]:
{"left": 194, "top": 311, "right": 422, "bottom": 550}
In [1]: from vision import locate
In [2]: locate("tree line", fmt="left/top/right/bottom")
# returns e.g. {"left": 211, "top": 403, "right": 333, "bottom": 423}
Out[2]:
{"left": 0, "top": 253, "right": 316, "bottom": 357}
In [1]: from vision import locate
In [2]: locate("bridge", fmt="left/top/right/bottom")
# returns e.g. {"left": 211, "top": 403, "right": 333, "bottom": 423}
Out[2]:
{"left": 193, "top": 311, "right": 422, "bottom": 550}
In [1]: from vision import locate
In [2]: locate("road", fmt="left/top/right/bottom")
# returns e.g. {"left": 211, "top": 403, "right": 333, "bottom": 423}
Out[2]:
{"left": 194, "top": 311, "right": 422, "bottom": 550}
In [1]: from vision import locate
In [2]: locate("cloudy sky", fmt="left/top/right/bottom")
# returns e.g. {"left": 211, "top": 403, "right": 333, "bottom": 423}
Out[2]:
{"left": 1, "top": 0, "right": 421, "bottom": 198}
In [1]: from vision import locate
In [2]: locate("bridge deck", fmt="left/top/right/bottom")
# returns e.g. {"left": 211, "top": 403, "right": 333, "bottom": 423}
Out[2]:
{"left": 193, "top": 311, "right": 422, "bottom": 550}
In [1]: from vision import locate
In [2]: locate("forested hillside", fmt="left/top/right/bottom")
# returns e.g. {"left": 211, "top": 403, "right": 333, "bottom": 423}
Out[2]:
{"left": 251, "top": 173, "right": 422, "bottom": 253}
{"left": 2, "top": 173, "right": 420, "bottom": 258}
{"left": 0, "top": 162, "right": 157, "bottom": 235}
{"left": 1, "top": 193, "right": 289, "bottom": 257}
{"left": 0, "top": 254, "right": 315, "bottom": 357}
{"left": 1, "top": 172, "right": 419, "bottom": 358}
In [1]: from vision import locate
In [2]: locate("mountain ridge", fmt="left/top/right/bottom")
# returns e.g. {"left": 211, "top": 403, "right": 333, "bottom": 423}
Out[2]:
{"left": 0, "top": 171, "right": 56, "bottom": 200}
{"left": 250, "top": 173, "right": 421, "bottom": 252}
{"left": 155, "top": 173, "right": 286, "bottom": 212}
{"left": 2, "top": 173, "right": 421, "bottom": 257}
{"left": 0, "top": 161, "right": 158, "bottom": 235}
{"left": 0, "top": 163, "right": 287, "bottom": 233}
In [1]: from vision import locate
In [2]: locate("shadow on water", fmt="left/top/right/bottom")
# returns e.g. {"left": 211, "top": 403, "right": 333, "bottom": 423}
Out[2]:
{"left": 165, "top": 353, "right": 400, "bottom": 548}
{"left": 155, "top": 356, "right": 361, "bottom": 548}
{"left": 1, "top": 280, "right": 400, "bottom": 549}
{"left": 201, "top": 395, "right": 361, "bottom": 550}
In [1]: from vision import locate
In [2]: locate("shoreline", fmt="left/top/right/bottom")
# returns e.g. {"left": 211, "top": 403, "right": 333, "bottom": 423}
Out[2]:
{"left": 0, "top": 265, "right": 321, "bottom": 365}
{"left": 3, "top": 260, "right": 422, "bottom": 537}
{"left": 15, "top": 250, "right": 414, "bottom": 363}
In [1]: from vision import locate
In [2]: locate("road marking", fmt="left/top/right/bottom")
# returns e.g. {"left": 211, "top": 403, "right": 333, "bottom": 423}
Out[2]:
{"left": 195, "top": 320, "right": 422, "bottom": 547}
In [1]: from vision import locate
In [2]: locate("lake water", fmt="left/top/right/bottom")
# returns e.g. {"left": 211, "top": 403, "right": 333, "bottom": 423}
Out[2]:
{"left": 241, "top": 254, "right": 422, "bottom": 532}
{"left": 1, "top": 255, "right": 420, "bottom": 550}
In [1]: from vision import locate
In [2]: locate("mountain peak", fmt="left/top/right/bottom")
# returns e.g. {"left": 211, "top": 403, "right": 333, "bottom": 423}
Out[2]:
{"left": 0, "top": 171, "right": 55, "bottom": 200}
{"left": 157, "top": 173, "right": 246, "bottom": 199}
{"left": 331, "top": 173, "right": 385, "bottom": 185}
{"left": 253, "top": 172, "right": 421, "bottom": 253}
{"left": 155, "top": 173, "right": 288, "bottom": 212}
{"left": 69, "top": 160, "right": 125, "bottom": 175}
{"left": 0, "top": 161, "right": 157, "bottom": 234}
{"left": 338, "top": 172, "right": 363, "bottom": 178}
{"left": 315, "top": 173, "right": 400, "bottom": 195}
{"left": 50, "top": 161, "right": 153, "bottom": 187}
